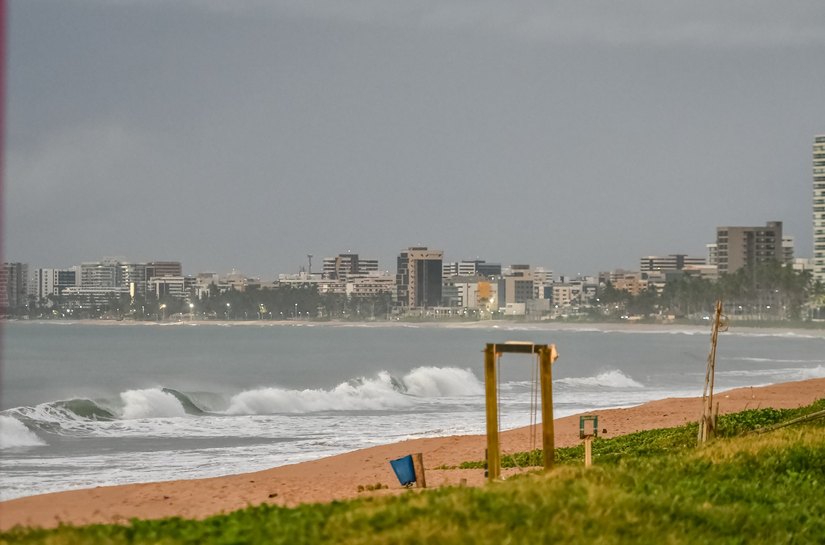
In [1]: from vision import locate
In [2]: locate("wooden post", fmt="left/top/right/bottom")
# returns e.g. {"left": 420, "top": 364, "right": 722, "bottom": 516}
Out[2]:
{"left": 699, "top": 300, "right": 724, "bottom": 444}
{"left": 484, "top": 344, "right": 500, "bottom": 481}
{"left": 584, "top": 436, "right": 593, "bottom": 468}
{"left": 412, "top": 452, "right": 427, "bottom": 488}
{"left": 539, "top": 345, "right": 555, "bottom": 471}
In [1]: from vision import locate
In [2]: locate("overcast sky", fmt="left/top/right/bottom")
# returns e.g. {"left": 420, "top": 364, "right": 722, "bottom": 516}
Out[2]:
{"left": 5, "top": 1, "right": 825, "bottom": 277}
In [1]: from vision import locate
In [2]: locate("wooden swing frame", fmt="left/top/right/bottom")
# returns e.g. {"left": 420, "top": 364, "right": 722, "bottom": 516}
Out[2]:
{"left": 484, "top": 342, "right": 558, "bottom": 481}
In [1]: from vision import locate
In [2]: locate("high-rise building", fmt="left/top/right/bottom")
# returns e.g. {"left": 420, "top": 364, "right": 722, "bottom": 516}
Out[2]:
{"left": 814, "top": 135, "right": 825, "bottom": 282}
{"left": 120, "top": 263, "right": 147, "bottom": 297}
{"left": 81, "top": 259, "right": 121, "bottom": 288}
{"left": 0, "top": 263, "right": 29, "bottom": 311}
{"left": 396, "top": 247, "right": 443, "bottom": 308}
{"left": 322, "top": 254, "right": 378, "bottom": 281}
{"left": 30, "top": 267, "right": 79, "bottom": 300}
{"left": 500, "top": 264, "right": 536, "bottom": 305}
{"left": 716, "top": 221, "right": 784, "bottom": 275}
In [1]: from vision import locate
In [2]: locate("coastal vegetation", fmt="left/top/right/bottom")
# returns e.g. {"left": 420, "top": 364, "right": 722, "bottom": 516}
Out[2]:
{"left": 3, "top": 400, "right": 823, "bottom": 544}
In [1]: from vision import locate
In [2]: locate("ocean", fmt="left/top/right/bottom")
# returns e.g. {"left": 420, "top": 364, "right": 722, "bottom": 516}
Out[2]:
{"left": 1, "top": 321, "right": 823, "bottom": 501}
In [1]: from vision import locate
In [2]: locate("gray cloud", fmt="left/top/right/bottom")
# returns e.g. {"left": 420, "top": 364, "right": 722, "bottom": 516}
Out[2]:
{"left": 94, "top": 0, "right": 825, "bottom": 48}
{"left": 5, "top": 0, "right": 824, "bottom": 275}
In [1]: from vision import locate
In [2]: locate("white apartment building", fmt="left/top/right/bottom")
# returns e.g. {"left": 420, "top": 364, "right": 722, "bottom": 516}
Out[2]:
{"left": 443, "top": 260, "right": 502, "bottom": 279}
{"left": 147, "top": 276, "right": 189, "bottom": 300}
{"left": 814, "top": 134, "right": 825, "bottom": 282}
{"left": 552, "top": 283, "right": 581, "bottom": 308}
{"left": 706, "top": 244, "right": 718, "bottom": 266}
{"left": 345, "top": 272, "right": 395, "bottom": 298}
{"left": 29, "top": 267, "right": 79, "bottom": 300}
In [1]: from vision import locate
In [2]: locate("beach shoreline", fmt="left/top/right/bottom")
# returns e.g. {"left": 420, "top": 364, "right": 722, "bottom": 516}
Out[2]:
{"left": 2, "top": 377, "right": 823, "bottom": 531}
{"left": 5, "top": 318, "right": 825, "bottom": 339}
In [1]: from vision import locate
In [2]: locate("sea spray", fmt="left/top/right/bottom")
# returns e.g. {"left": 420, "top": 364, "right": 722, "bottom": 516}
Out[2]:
{"left": 224, "top": 367, "right": 484, "bottom": 415}
{"left": 402, "top": 367, "right": 483, "bottom": 397}
{"left": 120, "top": 389, "right": 188, "bottom": 419}
{"left": 0, "top": 415, "right": 46, "bottom": 449}
{"left": 556, "top": 370, "right": 644, "bottom": 389}
{"left": 225, "top": 374, "right": 411, "bottom": 414}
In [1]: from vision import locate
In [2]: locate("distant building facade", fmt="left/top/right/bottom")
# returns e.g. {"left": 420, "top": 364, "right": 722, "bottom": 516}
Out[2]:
{"left": 706, "top": 244, "right": 718, "bottom": 267}
{"left": 148, "top": 276, "right": 190, "bottom": 300}
{"left": 345, "top": 272, "right": 395, "bottom": 298}
{"left": 716, "top": 221, "right": 784, "bottom": 274}
{"left": 639, "top": 254, "right": 706, "bottom": 273}
{"left": 322, "top": 254, "right": 378, "bottom": 281}
{"left": 81, "top": 259, "right": 121, "bottom": 289}
{"left": 498, "top": 265, "right": 536, "bottom": 306}
{"left": 782, "top": 236, "right": 795, "bottom": 264}
{"left": 396, "top": 247, "right": 443, "bottom": 309}
{"left": 0, "top": 262, "right": 29, "bottom": 311}
{"left": 29, "top": 267, "right": 79, "bottom": 300}
{"left": 146, "top": 261, "right": 183, "bottom": 280}
{"left": 814, "top": 135, "right": 825, "bottom": 282}
{"left": 65, "top": 258, "right": 185, "bottom": 307}
{"left": 442, "top": 259, "right": 502, "bottom": 279}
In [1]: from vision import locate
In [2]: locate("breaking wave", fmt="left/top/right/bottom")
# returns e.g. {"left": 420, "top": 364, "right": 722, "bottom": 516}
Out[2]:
{"left": 120, "top": 389, "right": 189, "bottom": 419}
{"left": 0, "top": 415, "right": 47, "bottom": 449}
{"left": 1, "top": 367, "right": 484, "bottom": 425}
{"left": 226, "top": 367, "right": 483, "bottom": 415}
{"left": 556, "top": 370, "right": 644, "bottom": 389}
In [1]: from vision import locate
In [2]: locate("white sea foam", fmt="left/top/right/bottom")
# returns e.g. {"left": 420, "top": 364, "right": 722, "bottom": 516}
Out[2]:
{"left": 798, "top": 365, "right": 825, "bottom": 379}
{"left": 402, "top": 367, "right": 483, "bottom": 397}
{"left": 557, "top": 370, "right": 644, "bottom": 389}
{"left": 225, "top": 367, "right": 484, "bottom": 415}
{"left": 5, "top": 402, "right": 104, "bottom": 436}
{"left": 225, "top": 373, "right": 410, "bottom": 414}
{"left": 727, "top": 357, "right": 824, "bottom": 364}
{"left": 0, "top": 415, "right": 46, "bottom": 449}
{"left": 717, "top": 365, "right": 825, "bottom": 381}
{"left": 120, "top": 389, "right": 187, "bottom": 419}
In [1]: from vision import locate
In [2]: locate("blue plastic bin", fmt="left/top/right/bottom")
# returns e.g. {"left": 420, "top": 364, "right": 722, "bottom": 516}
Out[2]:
{"left": 390, "top": 455, "right": 416, "bottom": 486}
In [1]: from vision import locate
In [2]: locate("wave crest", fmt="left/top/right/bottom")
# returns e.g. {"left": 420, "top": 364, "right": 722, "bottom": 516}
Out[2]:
{"left": 401, "top": 367, "right": 483, "bottom": 397}
{"left": 226, "top": 372, "right": 409, "bottom": 414}
{"left": 120, "top": 389, "right": 187, "bottom": 419}
{"left": 557, "top": 370, "right": 644, "bottom": 389}
{"left": 226, "top": 366, "right": 483, "bottom": 415}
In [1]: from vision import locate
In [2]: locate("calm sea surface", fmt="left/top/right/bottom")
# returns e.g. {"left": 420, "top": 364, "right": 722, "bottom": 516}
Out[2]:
{"left": 1, "top": 321, "right": 823, "bottom": 500}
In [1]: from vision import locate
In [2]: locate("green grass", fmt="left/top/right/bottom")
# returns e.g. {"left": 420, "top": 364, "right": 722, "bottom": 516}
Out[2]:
{"left": 454, "top": 398, "right": 825, "bottom": 469}
{"left": 3, "top": 400, "right": 825, "bottom": 545}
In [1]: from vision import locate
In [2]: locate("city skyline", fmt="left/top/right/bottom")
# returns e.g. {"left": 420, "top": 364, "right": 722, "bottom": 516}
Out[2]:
{"left": 5, "top": 2, "right": 825, "bottom": 276}
{"left": 1, "top": 218, "right": 803, "bottom": 281}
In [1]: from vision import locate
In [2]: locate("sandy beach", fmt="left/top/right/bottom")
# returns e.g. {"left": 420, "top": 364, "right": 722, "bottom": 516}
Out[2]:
{"left": 1, "top": 377, "right": 823, "bottom": 531}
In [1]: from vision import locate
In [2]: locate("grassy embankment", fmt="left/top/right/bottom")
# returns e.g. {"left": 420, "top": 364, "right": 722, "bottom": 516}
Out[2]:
{"left": 3, "top": 401, "right": 824, "bottom": 544}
